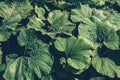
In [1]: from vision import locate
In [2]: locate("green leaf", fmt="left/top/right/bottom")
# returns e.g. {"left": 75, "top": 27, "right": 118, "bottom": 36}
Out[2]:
{"left": 89, "top": 77, "right": 105, "bottom": 80}
{"left": 0, "top": 28, "right": 11, "bottom": 42}
{"left": 54, "top": 37, "right": 66, "bottom": 51}
{"left": 0, "top": 64, "right": 5, "bottom": 72}
{"left": 104, "top": 11, "right": 120, "bottom": 31}
{"left": 71, "top": 4, "right": 92, "bottom": 23}
{"left": 0, "top": 2, "right": 21, "bottom": 20}
{"left": 50, "top": 0, "right": 72, "bottom": 9}
{"left": 78, "top": 16, "right": 119, "bottom": 50}
{"left": 27, "top": 16, "right": 45, "bottom": 31}
{"left": 46, "top": 10, "right": 75, "bottom": 38}
{"left": 0, "top": 49, "right": 2, "bottom": 64}
{"left": 109, "top": 0, "right": 120, "bottom": 6}
{"left": 116, "top": 0, "right": 120, "bottom": 5}
{"left": 0, "top": 2, "right": 17, "bottom": 19}
{"left": 92, "top": 9, "right": 106, "bottom": 21}
{"left": 17, "top": 29, "right": 39, "bottom": 47}
{"left": 3, "top": 29, "right": 53, "bottom": 80}
{"left": 0, "top": 13, "right": 21, "bottom": 42}
{"left": 0, "top": 0, "right": 32, "bottom": 19}
{"left": 9, "top": 0, "right": 33, "bottom": 18}
{"left": 92, "top": 49, "right": 120, "bottom": 78}
{"left": 78, "top": 19, "right": 97, "bottom": 48}
{"left": 91, "top": 0, "right": 109, "bottom": 6}
{"left": 103, "top": 29, "right": 119, "bottom": 50}
{"left": 35, "top": 6, "right": 46, "bottom": 20}
{"left": 0, "top": 2, "right": 26, "bottom": 42}
{"left": 54, "top": 37, "right": 93, "bottom": 74}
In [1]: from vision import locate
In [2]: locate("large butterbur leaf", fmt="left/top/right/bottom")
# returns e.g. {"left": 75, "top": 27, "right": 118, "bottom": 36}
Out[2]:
{"left": 46, "top": 10, "right": 75, "bottom": 38}
{"left": 35, "top": 6, "right": 46, "bottom": 20}
{"left": 0, "top": 13, "right": 21, "bottom": 42}
{"left": 14, "top": 0, "right": 33, "bottom": 18}
{"left": 78, "top": 19, "right": 97, "bottom": 48}
{"left": 48, "top": 0, "right": 72, "bottom": 9}
{"left": 27, "top": 6, "right": 46, "bottom": 31}
{"left": 94, "top": 16, "right": 119, "bottom": 50}
{"left": 91, "top": 0, "right": 108, "bottom": 6}
{"left": 17, "top": 29, "right": 38, "bottom": 46}
{"left": 71, "top": 4, "right": 119, "bottom": 50}
{"left": 0, "top": 0, "right": 33, "bottom": 21}
{"left": 78, "top": 16, "right": 119, "bottom": 50}
{"left": 27, "top": 15, "right": 45, "bottom": 31}
{"left": 0, "top": 28, "right": 11, "bottom": 42}
{"left": 3, "top": 29, "right": 53, "bottom": 80}
{"left": 4, "top": 0, "right": 33, "bottom": 18}
{"left": 0, "top": 0, "right": 32, "bottom": 42}
{"left": 0, "top": 2, "right": 21, "bottom": 42}
{"left": 102, "top": 29, "right": 119, "bottom": 50}
{"left": 109, "top": 0, "right": 120, "bottom": 6}
{"left": 92, "top": 48, "right": 120, "bottom": 78}
{"left": 71, "top": 4, "right": 92, "bottom": 23}
{"left": 104, "top": 11, "right": 120, "bottom": 31}
{"left": 54, "top": 37, "right": 93, "bottom": 74}
{"left": 54, "top": 37, "right": 66, "bottom": 52}
{"left": 0, "top": 0, "right": 120, "bottom": 79}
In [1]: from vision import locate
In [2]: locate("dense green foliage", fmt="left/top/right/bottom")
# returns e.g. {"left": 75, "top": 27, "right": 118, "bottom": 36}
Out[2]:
{"left": 0, "top": 0, "right": 120, "bottom": 80}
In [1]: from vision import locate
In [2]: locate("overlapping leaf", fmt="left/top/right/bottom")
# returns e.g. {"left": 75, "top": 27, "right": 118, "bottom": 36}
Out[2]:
{"left": 0, "top": 0, "right": 33, "bottom": 21}
{"left": 3, "top": 29, "right": 53, "bottom": 80}
{"left": 92, "top": 49, "right": 120, "bottom": 78}
{"left": 0, "top": 28, "right": 11, "bottom": 42}
{"left": 70, "top": 4, "right": 120, "bottom": 78}
{"left": 71, "top": 5, "right": 119, "bottom": 50}
{"left": 0, "top": 2, "right": 21, "bottom": 42}
{"left": 71, "top": 4, "right": 92, "bottom": 23}
{"left": 35, "top": 6, "right": 46, "bottom": 20}
{"left": 104, "top": 11, "right": 120, "bottom": 31}
{"left": 71, "top": 4, "right": 120, "bottom": 31}
{"left": 0, "top": 0, "right": 120, "bottom": 79}
{"left": 47, "top": 0, "right": 72, "bottom": 9}
{"left": 109, "top": 0, "right": 120, "bottom": 6}
{"left": 54, "top": 37, "right": 93, "bottom": 74}
{"left": 0, "top": 0, "right": 33, "bottom": 42}
{"left": 90, "top": 0, "right": 109, "bottom": 6}
{"left": 27, "top": 15, "right": 45, "bottom": 31}
{"left": 46, "top": 10, "right": 75, "bottom": 38}
{"left": 78, "top": 17, "right": 119, "bottom": 50}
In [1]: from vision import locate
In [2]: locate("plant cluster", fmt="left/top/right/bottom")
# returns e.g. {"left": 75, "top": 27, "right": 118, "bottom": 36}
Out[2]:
{"left": 0, "top": 0, "right": 120, "bottom": 80}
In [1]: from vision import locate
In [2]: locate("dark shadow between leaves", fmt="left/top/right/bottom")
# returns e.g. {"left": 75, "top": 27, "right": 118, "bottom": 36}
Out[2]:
{"left": 49, "top": 44, "right": 75, "bottom": 80}
{"left": 1, "top": 34, "right": 25, "bottom": 63}
{"left": 97, "top": 45, "right": 120, "bottom": 66}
